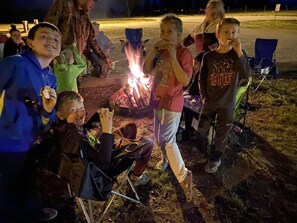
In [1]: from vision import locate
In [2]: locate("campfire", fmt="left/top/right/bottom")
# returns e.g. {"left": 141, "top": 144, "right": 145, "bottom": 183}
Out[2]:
{"left": 109, "top": 45, "right": 152, "bottom": 114}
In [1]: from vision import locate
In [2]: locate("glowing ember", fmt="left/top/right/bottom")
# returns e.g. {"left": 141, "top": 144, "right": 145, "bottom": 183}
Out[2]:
{"left": 110, "top": 45, "right": 152, "bottom": 110}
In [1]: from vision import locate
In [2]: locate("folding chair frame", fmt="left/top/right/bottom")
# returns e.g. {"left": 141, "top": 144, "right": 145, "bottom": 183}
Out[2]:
{"left": 228, "top": 76, "right": 252, "bottom": 148}
{"left": 249, "top": 38, "right": 278, "bottom": 91}
{"left": 75, "top": 162, "right": 142, "bottom": 223}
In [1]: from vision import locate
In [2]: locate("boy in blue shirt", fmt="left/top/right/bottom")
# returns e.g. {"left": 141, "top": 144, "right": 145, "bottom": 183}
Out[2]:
{"left": 0, "top": 22, "right": 62, "bottom": 222}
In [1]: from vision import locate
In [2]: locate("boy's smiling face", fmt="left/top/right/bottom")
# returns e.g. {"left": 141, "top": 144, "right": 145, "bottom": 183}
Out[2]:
{"left": 27, "top": 27, "right": 61, "bottom": 59}
{"left": 160, "top": 22, "right": 180, "bottom": 46}
{"left": 58, "top": 99, "right": 86, "bottom": 126}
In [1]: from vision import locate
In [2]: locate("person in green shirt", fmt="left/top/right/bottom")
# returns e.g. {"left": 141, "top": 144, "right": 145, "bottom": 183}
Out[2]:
{"left": 54, "top": 44, "right": 86, "bottom": 93}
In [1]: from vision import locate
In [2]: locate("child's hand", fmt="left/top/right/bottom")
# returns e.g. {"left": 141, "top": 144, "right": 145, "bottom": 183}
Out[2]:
{"left": 17, "top": 39, "right": 26, "bottom": 46}
{"left": 106, "top": 58, "right": 112, "bottom": 66}
{"left": 41, "top": 87, "right": 57, "bottom": 113}
{"left": 154, "top": 39, "right": 173, "bottom": 51}
{"left": 230, "top": 37, "right": 243, "bottom": 57}
{"left": 12, "top": 37, "right": 24, "bottom": 45}
{"left": 98, "top": 108, "right": 113, "bottom": 134}
{"left": 154, "top": 39, "right": 176, "bottom": 60}
{"left": 208, "top": 42, "right": 218, "bottom": 51}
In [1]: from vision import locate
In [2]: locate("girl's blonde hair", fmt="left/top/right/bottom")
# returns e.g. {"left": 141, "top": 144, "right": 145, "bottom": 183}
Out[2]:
{"left": 206, "top": 0, "right": 225, "bottom": 20}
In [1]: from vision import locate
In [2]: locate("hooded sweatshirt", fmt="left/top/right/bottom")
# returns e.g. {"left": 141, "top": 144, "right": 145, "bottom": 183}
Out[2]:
{"left": 0, "top": 51, "right": 57, "bottom": 152}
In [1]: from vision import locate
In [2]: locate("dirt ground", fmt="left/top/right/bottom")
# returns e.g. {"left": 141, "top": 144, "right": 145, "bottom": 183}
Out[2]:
{"left": 36, "top": 15, "right": 297, "bottom": 223}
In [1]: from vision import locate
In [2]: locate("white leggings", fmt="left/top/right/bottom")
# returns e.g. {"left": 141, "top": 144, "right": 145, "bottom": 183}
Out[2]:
{"left": 154, "top": 109, "right": 188, "bottom": 183}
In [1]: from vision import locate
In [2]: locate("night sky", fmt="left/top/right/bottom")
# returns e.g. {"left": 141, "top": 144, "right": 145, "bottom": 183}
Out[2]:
{"left": 0, "top": 0, "right": 296, "bottom": 23}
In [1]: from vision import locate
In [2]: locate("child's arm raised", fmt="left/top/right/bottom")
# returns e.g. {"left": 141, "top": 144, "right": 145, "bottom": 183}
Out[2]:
{"left": 143, "top": 41, "right": 161, "bottom": 74}
{"left": 41, "top": 86, "right": 57, "bottom": 114}
{"left": 98, "top": 108, "right": 113, "bottom": 134}
{"left": 230, "top": 37, "right": 243, "bottom": 58}
{"left": 71, "top": 44, "right": 87, "bottom": 67}
{"left": 166, "top": 44, "right": 192, "bottom": 87}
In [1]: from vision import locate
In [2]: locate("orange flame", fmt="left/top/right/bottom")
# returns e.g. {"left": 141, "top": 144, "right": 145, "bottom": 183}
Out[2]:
{"left": 125, "top": 45, "right": 150, "bottom": 87}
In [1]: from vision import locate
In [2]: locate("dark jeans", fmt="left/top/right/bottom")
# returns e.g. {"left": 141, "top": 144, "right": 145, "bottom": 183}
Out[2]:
{"left": 107, "top": 122, "right": 153, "bottom": 178}
{"left": 196, "top": 105, "right": 234, "bottom": 161}
{"left": 181, "top": 106, "right": 200, "bottom": 139}
{"left": 84, "top": 50, "right": 105, "bottom": 68}
{"left": 0, "top": 152, "right": 40, "bottom": 222}
{"left": 83, "top": 114, "right": 153, "bottom": 178}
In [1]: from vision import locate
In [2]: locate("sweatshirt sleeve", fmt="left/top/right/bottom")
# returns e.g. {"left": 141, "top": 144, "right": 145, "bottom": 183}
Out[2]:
{"left": 88, "top": 23, "right": 108, "bottom": 62}
{"left": 199, "top": 54, "right": 208, "bottom": 100}
{"left": 55, "top": 122, "right": 81, "bottom": 154}
{"left": 238, "top": 53, "right": 252, "bottom": 79}
{"left": 0, "top": 58, "right": 15, "bottom": 93}
{"left": 95, "top": 133, "right": 114, "bottom": 169}
{"left": 71, "top": 44, "right": 87, "bottom": 67}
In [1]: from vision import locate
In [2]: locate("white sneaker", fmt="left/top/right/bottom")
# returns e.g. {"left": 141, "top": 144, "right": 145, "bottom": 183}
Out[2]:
{"left": 130, "top": 172, "right": 150, "bottom": 186}
{"left": 155, "top": 158, "right": 169, "bottom": 172}
{"left": 205, "top": 159, "right": 222, "bottom": 173}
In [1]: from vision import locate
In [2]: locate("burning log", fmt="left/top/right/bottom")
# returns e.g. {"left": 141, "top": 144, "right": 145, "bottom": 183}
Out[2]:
{"left": 135, "top": 82, "right": 148, "bottom": 107}
{"left": 123, "top": 86, "right": 137, "bottom": 108}
{"left": 132, "top": 88, "right": 143, "bottom": 108}
{"left": 109, "top": 39, "right": 153, "bottom": 114}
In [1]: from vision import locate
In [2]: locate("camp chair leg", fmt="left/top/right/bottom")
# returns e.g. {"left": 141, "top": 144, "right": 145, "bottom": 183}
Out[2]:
{"left": 228, "top": 129, "right": 244, "bottom": 148}
{"left": 77, "top": 198, "right": 93, "bottom": 223}
{"left": 126, "top": 176, "right": 140, "bottom": 201}
{"left": 98, "top": 193, "right": 116, "bottom": 223}
{"left": 254, "top": 76, "right": 267, "bottom": 91}
{"left": 88, "top": 200, "right": 94, "bottom": 223}
{"left": 98, "top": 190, "right": 141, "bottom": 223}
{"left": 111, "top": 190, "right": 141, "bottom": 204}
{"left": 66, "top": 183, "right": 72, "bottom": 197}
{"left": 98, "top": 162, "right": 141, "bottom": 223}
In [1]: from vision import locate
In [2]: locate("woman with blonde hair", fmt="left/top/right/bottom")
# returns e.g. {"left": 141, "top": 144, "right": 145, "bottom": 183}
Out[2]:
{"left": 183, "top": 0, "right": 225, "bottom": 54}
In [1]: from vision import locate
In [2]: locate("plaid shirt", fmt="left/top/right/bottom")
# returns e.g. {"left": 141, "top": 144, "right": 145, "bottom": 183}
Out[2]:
{"left": 45, "top": 0, "right": 107, "bottom": 61}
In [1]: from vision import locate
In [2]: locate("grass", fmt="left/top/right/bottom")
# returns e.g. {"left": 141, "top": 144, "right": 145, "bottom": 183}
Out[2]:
{"left": 16, "top": 12, "right": 297, "bottom": 223}
{"left": 95, "top": 18, "right": 157, "bottom": 24}
{"left": 242, "top": 19, "right": 297, "bottom": 29}
{"left": 226, "top": 10, "right": 297, "bottom": 16}
{"left": 79, "top": 15, "right": 297, "bottom": 222}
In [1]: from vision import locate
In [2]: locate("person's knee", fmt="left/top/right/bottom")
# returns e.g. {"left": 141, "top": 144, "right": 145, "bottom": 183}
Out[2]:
{"left": 140, "top": 138, "right": 154, "bottom": 155}
{"left": 165, "top": 142, "right": 178, "bottom": 152}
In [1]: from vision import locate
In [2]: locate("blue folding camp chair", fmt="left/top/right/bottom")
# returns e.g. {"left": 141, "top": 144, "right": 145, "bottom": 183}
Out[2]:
{"left": 249, "top": 38, "right": 279, "bottom": 91}
{"left": 120, "top": 28, "right": 149, "bottom": 57}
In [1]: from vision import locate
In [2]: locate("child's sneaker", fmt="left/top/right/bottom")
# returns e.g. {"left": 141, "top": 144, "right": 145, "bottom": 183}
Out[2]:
{"left": 155, "top": 158, "right": 169, "bottom": 172}
{"left": 205, "top": 159, "right": 222, "bottom": 173}
{"left": 30, "top": 207, "right": 58, "bottom": 222}
{"left": 180, "top": 170, "right": 193, "bottom": 202}
{"left": 130, "top": 172, "right": 150, "bottom": 186}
